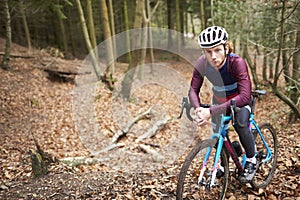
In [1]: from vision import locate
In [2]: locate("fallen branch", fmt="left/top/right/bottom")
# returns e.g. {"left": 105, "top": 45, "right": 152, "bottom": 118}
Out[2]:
{"left": 90, "top": 143, "right": 125, "bottom": 157}
{"left": 111, "top": 107, "right": 152, "bottom": 143}
{"left": 140, "top": 144, "right": 164, "bottom": 162}
{"left": 60, "top": 156, "right": 109, "bottom": 167}
{"left": 136, "top": 115, "right": 171, "bottom": 142}
{"left": 0, "top": 52, "right": 35, "bottom": 58}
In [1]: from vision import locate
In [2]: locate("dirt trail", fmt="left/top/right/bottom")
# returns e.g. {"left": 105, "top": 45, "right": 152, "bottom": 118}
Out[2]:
{"left": 0, "top": 39, "right": 299, "bottom": 199}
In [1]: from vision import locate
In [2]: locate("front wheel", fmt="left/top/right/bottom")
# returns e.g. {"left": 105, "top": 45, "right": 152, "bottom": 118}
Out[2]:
{"left": 251, "top": 123, "right": 277, "bottom": 188}
{"left": 176, "top": 139, "right": 229, "bottom": 200}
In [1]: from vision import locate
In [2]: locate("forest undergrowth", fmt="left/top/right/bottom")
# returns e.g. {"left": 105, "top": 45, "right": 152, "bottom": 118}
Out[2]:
{"left": 0, "top": 38, "right": 299, "bottom": 199}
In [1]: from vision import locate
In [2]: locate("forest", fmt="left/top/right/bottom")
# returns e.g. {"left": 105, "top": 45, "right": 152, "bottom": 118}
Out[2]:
{"left": 0, "top": 0, "right": 299, "bottom": 199}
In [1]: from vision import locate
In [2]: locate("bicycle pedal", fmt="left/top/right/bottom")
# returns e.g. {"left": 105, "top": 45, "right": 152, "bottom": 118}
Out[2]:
{"left": 238, "top": 175, "right": 250, "bottom": 184}
{"left": 198, "top": 181, "right": 206, "bottom": 187}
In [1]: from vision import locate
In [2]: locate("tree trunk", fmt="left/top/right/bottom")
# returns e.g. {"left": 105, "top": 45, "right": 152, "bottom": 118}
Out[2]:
{"left": 67, "top": 7, "right": 76, "bottom": 57}
{"left": 282, "top": 33, "right": 290, "bottom": 86}
{"left": 75, "top": 0, "right": 101, "bottom": 78}
{"left": 289, "top": 27, "right": 300, "bottom": 121}
{"left": 180, "top": 2, "right": 185, "bottom": 47}
{"left": 51, "top": 8, "right": 61, "bottom": 50}
{"left": 271, "top": 0, "right": 300, "bottom": 120}
{"left": 210, "top": 0, "right": 214, "bottom": 25}
{"left": 148, "top": 25, "right": 154, "bottom": 64}
{"left": 175, "top": 0, "right": 181, "bottom": 56}
{"left": 86, "top": 0, "right": 99, "bottom": 69}
{"left": 272, "top": 84, "right": 300, "bottom": 120}
{"left": 123, "top": 0, "right": 131, "bottom": 63}
{"left": 30, "top": 132, "right": 58, "bottom": 178}
{"left": 20, "top": 0, "right": 31, "bottom": 51}
{"left": 87, "top": 0, "right": 97, "bottom": 49}
{"left": 1, "top": 0, "right": 11, "bottom": 70}
{"left": 190, "top": 12, "right": 195, "bottom": 38}
{"left": 262, "top": 49, "right": 268, "bottom": 81}
{"left": 141, "top": 0, "right": 160, "bottom": 65}
{"left": 129, "top": 0, "right": 144, "bottom": 66}
{"left": 269, "top": 52, "right": 274, "bottom": 79}
{"left": 99, "top": 0, "right": 115, "bottom": 90}
{"left": 184, "top": 7, "right": 188, "bottom": 35}
{"left": 273, "top": 1, "right": 285, "bottom": 87}
{"left": 120, "top": 0, "right": 144, "bottom": 99}
{"left": 141, "top": 1, "right": 148, "bottom": 65}
{"left": 200, "top": 0, "right": 205, "bottom": 30}
{"left": 167, "top": 0, "right": 174, "bottom": 49}
{"left": 56, "top": 0, "right": 68, "bottom": 56}
{"left": 108, "top": 0, "right": 117, "bottom": 60}
{"left": 243, "top": 43, "right": 259, "bottom": 89}
{"left": 140, "top": 28, "right": 147, "bottom": 65}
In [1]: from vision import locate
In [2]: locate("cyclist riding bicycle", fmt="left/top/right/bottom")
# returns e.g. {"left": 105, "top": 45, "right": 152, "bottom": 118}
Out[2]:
{"left": 189, "top": 26, "right": 256, "bottom": 183}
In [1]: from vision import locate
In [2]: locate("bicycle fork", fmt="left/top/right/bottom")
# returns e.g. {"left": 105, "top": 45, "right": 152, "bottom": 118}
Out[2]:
{"left": 198, "top": 137, "right": 224, "bottom": 188}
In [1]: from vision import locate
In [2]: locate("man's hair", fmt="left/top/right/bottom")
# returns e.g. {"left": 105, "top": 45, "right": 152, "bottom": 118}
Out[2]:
{"left": 227, "top": 41, "right": 234, "bottom": 54}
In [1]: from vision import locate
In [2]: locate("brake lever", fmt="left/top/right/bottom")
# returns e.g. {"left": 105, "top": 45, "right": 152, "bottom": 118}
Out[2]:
{"left": 178, "top": 96, "right": 193, "bottom": 121}
{"left": 178, "top": 99, "right": 186, "bottom": 119}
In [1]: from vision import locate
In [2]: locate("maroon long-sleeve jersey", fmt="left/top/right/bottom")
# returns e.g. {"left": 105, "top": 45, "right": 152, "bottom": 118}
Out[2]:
{"left": 189, "top": 53, "right": 252, "bottom": 115}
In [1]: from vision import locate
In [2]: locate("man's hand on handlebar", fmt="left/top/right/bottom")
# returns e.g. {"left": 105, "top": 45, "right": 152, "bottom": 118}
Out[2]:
{"left": 178, "top": 97, "right": 211, "bottom": 123}
{"left": 193, "top": 107, "right": 211, "bottom": 126}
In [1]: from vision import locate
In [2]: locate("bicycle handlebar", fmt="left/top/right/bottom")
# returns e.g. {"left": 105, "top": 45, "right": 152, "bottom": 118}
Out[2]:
{"left": 178, "top": 97, "right": 243, "bottom": 128}
{"left": 178, "top": 96, "right": 211, "bottom": 122}
{"left": 178, "top": 90, "right": 266, "bottom": 124}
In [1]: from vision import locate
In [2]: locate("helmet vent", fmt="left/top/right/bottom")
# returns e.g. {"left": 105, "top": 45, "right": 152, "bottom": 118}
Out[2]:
{"left": 218, "top": 30, "right": 222, "bottom": 39}
{"left": 212, "top": 31, "right": 216, "bottom": 41}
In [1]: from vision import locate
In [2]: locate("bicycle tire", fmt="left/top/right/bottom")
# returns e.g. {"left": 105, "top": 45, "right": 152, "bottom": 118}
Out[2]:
{"left": 251, "top": 123, "right": 277, "bottom": 188}
{"left": 176, "top": 139, "right": 229, "bottom": 200}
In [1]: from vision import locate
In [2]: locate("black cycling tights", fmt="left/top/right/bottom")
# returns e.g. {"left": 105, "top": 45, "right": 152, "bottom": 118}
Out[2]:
{"left": 233, "top": 107, "right": 255, "bottom": 158}
{"left": 212, "top": 106, "right": 255, "bottom": 158}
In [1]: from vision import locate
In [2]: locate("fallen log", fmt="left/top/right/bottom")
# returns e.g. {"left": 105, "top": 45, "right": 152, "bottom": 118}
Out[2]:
{"left": 139, "top": 144, "right": 164, "bottom": 162}
{"left": 60, "top": 156, "right": 109, "bottom": 167}
{"left": 111, "top": 107, "right": 152, "bottom": 143}
{"left": 136, "top": 115, "right": 171, "bottom": 142}
{"left": 0, "top": 52, "right": 35, "bottom": 59}
{"left": 37, "top": 59, "right": 88, "bottom": 82}
{"left": 90, "top": 143, "right": 125, "bottom": 157}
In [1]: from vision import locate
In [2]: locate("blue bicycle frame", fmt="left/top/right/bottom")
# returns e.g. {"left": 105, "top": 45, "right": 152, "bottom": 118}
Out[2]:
{"left": 249, "top": 113, "right": 273, "bottom": 163}
{"left": 198, "top": 112, "right": 273, "bottom": 187}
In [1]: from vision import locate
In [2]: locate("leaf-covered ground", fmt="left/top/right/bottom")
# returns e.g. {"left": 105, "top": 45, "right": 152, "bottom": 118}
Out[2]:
{"left": 0, "top": 39, "right": 299, "bottom": 199}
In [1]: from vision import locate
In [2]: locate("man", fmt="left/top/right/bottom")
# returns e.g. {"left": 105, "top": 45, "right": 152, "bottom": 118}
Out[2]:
{"left": 189, "top": 26, "right": 256, "bottom": 183}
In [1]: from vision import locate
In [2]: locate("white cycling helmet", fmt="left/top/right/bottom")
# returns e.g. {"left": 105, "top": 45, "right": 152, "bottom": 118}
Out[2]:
{"left": 198, "top": 26, "right": 228, "bottom": 48}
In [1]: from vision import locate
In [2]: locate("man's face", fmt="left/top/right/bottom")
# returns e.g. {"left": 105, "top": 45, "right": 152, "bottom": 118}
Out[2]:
{"left": 203, "top": 44, "right": 228, "bottom": 68}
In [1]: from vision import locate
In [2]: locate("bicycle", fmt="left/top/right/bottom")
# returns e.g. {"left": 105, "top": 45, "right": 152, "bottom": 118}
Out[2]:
{"left": 176, "top": 90, "right": 278, "bottom": 200}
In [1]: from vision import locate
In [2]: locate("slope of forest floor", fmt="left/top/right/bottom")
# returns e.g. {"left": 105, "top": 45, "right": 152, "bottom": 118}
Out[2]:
{"left": 0, "top": 38, "right": 299, "bottom": 199}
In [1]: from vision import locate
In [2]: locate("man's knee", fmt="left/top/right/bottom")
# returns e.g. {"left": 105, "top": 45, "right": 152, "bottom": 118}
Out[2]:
{"left": 237, "top": 107, "right": 250, "bottom": 124}
{"left": 234, "top": 107, "right": 250, "bottom": 131}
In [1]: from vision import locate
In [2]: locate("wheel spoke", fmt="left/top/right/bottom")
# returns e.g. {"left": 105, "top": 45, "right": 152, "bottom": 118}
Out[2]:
{"left": 176, "top": 139, "right": 229, "bottom": 200}
{"left": 251, "top": 123, "right": 277, "bottom": 188}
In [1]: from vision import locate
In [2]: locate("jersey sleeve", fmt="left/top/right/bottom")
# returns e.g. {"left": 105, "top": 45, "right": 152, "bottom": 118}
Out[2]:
{"left": 232, "top": 57, "right": 252, "bottom": 106}
{"left": 188, "top": 56, "right": 206, "bottom": 108}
